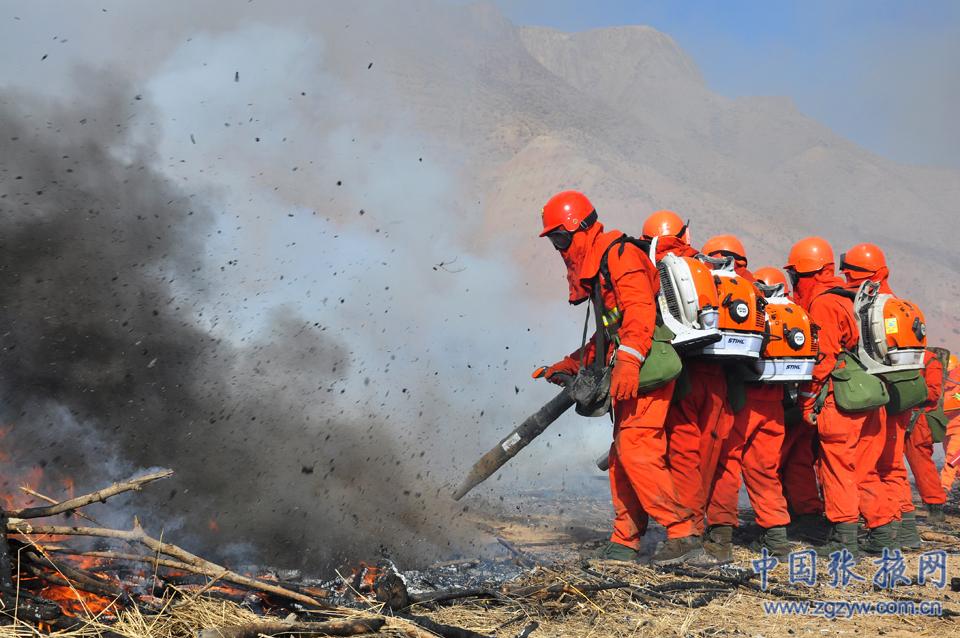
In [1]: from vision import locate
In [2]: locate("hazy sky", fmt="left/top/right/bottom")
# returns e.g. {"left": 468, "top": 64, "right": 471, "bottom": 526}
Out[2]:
{"left": 497, "top": 0, "right": 960, "bottom": 168}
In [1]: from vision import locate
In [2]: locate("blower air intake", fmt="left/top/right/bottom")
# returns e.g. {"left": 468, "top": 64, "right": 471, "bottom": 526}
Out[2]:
{"left": 656, "top": 253, "right": 721, "bottom": 351}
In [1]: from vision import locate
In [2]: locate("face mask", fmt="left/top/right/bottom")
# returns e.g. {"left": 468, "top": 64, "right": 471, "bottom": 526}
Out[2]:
{"left": 785, "top": 268, "right": 801, "bottom": 290}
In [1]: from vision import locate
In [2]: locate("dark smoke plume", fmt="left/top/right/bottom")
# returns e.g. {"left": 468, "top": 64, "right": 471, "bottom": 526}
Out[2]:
{"left": 0, "top": 90, "right": 471, "bottom": 570}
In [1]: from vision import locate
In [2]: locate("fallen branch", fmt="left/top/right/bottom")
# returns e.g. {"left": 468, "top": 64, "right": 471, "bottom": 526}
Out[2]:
{"left": 921, "top": 530, "right": 959, "bottom": 543}
{"left": 9, "top": 519, "right": 328, "bottom": 609}
{"left": 196, "top": 617, "right": 385, "bottom": 638}
{"left": 48, "top": 548, "right": 203, "bottom": 573}
{"left": 396, "top": 613, "right": 492, "bottom": 638}
{"left": 10, "top": 470, "right": 174, "bottom": 519}
{"left": 19, "top": 486, "right": 102, "bottom": 525}
{"left": 578, "top": 565, "right": 677, "bottom": 606}
{"left": 408, "top": 587, "right": 497, "bottom": 606}
{"left": 495, "top": 537, "right": 535, "bottom": 567}
{"left": 516, "top": 622, "right": 539, "bottom": 638}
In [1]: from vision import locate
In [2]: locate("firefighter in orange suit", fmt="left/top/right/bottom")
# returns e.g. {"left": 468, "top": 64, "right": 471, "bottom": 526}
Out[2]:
{"left": 641, "top": 212, "right": 734, "bottom": 557}
{"left": 701, "top": 238, "right": 792, "bottom": 560}
{"left": 786, "top": 237, "right": 886, "bottom": 557}
{"left": 539, "top": 192, "right": 702, "bottom": 565}
{"left": 754, "top": 266, "right": 826, "bottom": 539}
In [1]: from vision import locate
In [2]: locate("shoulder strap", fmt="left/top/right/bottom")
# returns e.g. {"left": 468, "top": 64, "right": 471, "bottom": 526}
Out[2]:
{"left": 598, "top": 235, "right": 652, "bottom": 291}
{"left": 822, "top": 287, "right": 856, "bottom": 300}
{"left": 587, "top": 281, "right": 609, "bottom": 370}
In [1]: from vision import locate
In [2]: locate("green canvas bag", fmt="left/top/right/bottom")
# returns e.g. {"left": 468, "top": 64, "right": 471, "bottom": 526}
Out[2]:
{"left": 829, "top": 352, "right": 889, "bottom": 413}
{"left": 880, "top": 369, "right": 928, "bottom": 415}
{"left": 638, "top": 323, "right": 684, "bottom": 392}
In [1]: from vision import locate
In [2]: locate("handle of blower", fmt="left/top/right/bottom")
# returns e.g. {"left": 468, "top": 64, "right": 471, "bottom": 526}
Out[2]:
{"left": 532, "top": 366, "right": 574, "bottom": 386}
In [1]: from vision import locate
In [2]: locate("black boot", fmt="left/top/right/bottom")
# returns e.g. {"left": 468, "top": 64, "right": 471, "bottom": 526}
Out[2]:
{"left": 751, "top": 525, "right": 792, "bottom": 558}
{"left": 926, "top": 503, "right": 946, "bottom": 524}
{"left": 651, "top": 535, "right": 705, "bottom": 566}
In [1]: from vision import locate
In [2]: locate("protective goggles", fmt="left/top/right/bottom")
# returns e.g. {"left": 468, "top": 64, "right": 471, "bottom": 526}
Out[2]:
{"left": 708, "top": 249, "right": 746, "bottom": 263}
{"left": 783, "top": 267, "right": 812, "bottom": 289}
{"left": 544, "top": 211, "right": 597, "bottom": 251}
{"left": 838, "top": 253, "right": 872, "bottom": 273}
{"left": 546, "top": 228, "right": 574, "bottom": 251}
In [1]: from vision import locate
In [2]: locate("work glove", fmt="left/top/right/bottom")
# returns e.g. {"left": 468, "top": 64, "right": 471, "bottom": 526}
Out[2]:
{"left": 610, "top": 350, "right": 642, "bottom": 401}
{"left": 540, "top": 356, "right": 580, "bottom": 385}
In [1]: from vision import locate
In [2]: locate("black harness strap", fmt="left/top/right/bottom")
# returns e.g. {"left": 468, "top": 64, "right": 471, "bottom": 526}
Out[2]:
{"left": 584, "top": 235, "right": 654, "bottom": 369}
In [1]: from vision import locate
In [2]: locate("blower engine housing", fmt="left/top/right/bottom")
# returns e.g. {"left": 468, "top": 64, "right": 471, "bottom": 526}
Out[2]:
{"left": 696, "top": 258, "right": 766, "bottom": 359}
{"left": 854, "top": 281, "right": 926, "bottom": 373}
{"left": 746, "top": 292, "right": 818, "bottom": 382}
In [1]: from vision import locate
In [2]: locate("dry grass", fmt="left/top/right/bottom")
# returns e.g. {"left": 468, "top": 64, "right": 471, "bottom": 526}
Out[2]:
{"left": 0, "top": 539, "right": 957, "bottom": 637}
{"left": 417, "top": 549, "right": 960, "bottom": 638}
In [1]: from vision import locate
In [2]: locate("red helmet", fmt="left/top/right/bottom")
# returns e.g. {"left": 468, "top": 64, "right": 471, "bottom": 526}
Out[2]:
{"left": 539, "top": 191, "right": 597, "bottom": 237}
{"left": 702, "top": 234, "right": 747, "bottom": 264}
{"left": 784, "top": 237, "right": 834, "bottom": 274}
{"left": 753, "top": 267, "right": 788, "bottom": 288}
{"left": 840, "top": 243, "right": 886, "bottom": 281}
{"left": 642, "top": 210, "right": 689, "bottom": 243}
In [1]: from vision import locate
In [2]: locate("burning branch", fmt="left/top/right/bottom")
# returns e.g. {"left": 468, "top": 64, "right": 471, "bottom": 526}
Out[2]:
{"left": 10, "top": 469, "right": 174, "bottom": 519}
{"left": 8, "top": 518, "right": 329, "bottom": 609}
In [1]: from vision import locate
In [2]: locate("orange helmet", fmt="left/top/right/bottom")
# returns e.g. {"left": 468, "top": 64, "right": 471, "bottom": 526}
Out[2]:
{"left": 539, "top": 191, "right": 597, "bottom": 237}
{"left": 642, "top": 210, "right": 689, "bottom": 243}
{"left": 754, "top": 266, "right": 788, "bottom": 289}
{"left": 785, "top": 237, "right": 834, "bottom": 274}
{"left": 702, "top": 234, "right": 747, "bottom": 264}
{"left": 840, "top": 243, "right": 886, "bottom": 281}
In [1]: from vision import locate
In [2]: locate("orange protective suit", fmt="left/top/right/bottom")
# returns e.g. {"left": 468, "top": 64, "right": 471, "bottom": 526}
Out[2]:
{"left": 559, "top": 223, "right": 696, "bottom": 545}
{"left": 904, "top": 351, "right": 945, "bottom": 505}
{"left": 779, "top": 417, "right": 824, "bottom": 515}
{"left": 706, "top": 264, "right": 791, "bottom": 529}
{"left": 939, "top": 370, "right": 960, "bottom": 495}
{"left": 772, "top": 280, "right": 823, "bottom": 516}
{"left": 795, "top": 271, "right": 890, "bottom": 526}
{"left": 941, "top": 411, "right": 960, "bottom": 496}
{"left": 657, "top": 237, "right": 733, "bottom": 534}
{"left": 665, "top": 361, "right": 732, "bottom": 535}
{"left": 707, "top": 383, "right": 790, "bottom": 528}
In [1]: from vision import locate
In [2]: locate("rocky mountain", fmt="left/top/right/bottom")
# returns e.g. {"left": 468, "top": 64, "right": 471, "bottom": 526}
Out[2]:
{"left": 397, "top": 5, "right": 960, "bottom": 347}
